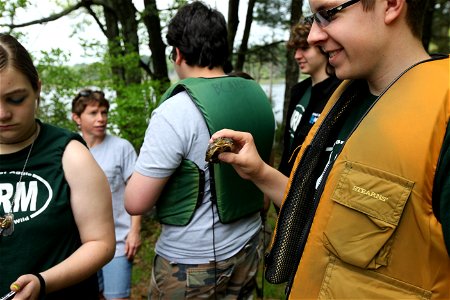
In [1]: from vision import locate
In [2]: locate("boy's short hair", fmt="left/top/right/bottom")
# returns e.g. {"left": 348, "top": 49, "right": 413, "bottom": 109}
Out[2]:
{"left": 71, "top": 89, "right": 109, "bottom": 116}
{"left": 287, "top": 22, "right": 312, "bottom": 50}
{"left": 361, "top": 0, "right": 429, "bottom": 38}
{"left": 166, "top": 1, "right": 229, "bottom": 69}
{"left": 287, "top": 20, "right": 335, "bottom": 76}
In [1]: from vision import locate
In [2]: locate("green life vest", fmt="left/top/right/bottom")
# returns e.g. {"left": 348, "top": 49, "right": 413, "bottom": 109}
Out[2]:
{"left": 157, "top": 76, "right": 275, "bottom": 225}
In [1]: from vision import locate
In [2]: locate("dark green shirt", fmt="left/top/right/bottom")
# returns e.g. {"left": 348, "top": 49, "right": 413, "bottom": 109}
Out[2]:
{"left": 434, "top": 122, "right": 450, "bottom": 254}
{"left": 0, "top": 120, "right": 98, "bottom": 299}
{"left": 289, "top": 85, "right": 311, "bottom": 148}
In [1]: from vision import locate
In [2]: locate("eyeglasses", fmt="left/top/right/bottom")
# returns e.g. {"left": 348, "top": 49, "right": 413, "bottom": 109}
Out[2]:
{"left": 74, "top": 89, "right": 104, "bottom": 102}
{"left": 306, "top": 0, "right": 361, "bottom": 28}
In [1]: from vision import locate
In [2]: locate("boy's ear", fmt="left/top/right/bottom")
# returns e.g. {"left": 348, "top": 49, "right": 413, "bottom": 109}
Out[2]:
{"left": 175, "top": 47, "right": 183, "bottom": 65}
{"left": 384, "top": 0, "right": 405, "bottom": 25}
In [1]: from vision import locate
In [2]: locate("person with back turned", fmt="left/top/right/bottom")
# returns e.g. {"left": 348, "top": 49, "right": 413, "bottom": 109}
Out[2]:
{"left": 125, "top": 1, "right": 275, "bottom": 299}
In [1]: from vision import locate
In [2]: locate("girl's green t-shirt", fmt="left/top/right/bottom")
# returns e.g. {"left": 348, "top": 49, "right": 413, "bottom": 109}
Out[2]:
{"left": 0, "top": 121, "right": 99, "bottom": 298}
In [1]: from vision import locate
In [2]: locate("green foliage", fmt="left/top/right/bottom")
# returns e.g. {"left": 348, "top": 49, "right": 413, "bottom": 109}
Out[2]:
{"left": 131, "top": 215, "right": 161, "bottom": 299}
{"left": 35, "top": 45, "right": 163, "bottom": 152}
{"left": 101, "top": 42, "right": 164, "bottom": 151}
{"left": 242, "top": 42, "right": 286, "bottom": 82}
{"left": 430, "top": 0, "right": 450, "bottom": 53}
{"left": 254, "top": 0, "right": 290, "bottom": 30}
{"left": 108, "top": 81, "right": 162, "bottom": 153}
{"left": 36, "top": 49, "right": 84, "bottom": 131}
{"left": 0, "top": 0, "right": 29, "bottom": 23}
{"left": 256, "top": 204, "right": 287, "bottom": 299}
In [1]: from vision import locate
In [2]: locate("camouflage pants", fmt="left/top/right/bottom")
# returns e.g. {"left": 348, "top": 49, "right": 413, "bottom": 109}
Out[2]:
{"left": 149, "top": 229, "right": 263, "bottom": 300}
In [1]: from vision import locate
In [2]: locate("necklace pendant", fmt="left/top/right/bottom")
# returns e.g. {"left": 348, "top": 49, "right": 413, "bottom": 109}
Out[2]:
{"left": 0, "top": 213, "right": 14, "bottom": 236}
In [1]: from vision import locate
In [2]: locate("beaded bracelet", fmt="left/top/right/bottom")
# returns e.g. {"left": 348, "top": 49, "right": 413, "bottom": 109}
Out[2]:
{"left": 32, "top": 273, "right": 46, "bottom": 300}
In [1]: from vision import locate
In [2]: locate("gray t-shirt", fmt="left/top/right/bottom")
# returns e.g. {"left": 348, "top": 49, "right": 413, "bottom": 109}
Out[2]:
{"left": 135, "top": 91, "right": 261, "bottom": 264}
{"left": 91, "top": 134, "right": 137, "bottom": 257}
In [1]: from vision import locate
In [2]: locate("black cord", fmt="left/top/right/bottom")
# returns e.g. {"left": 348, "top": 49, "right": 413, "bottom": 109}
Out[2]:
{"left": 262, "top": 219, "right": 265, "bottom": 299}
{"left": 211, "top": 202, "right": 217, "bottom": 300}
{"left": 260, "top": 213, "right": 267, "bottom": 300}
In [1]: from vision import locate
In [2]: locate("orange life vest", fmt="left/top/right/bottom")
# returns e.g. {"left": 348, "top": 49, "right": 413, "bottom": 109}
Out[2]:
{"left": 284, "top": 57, "right": 450, "bottom": 299}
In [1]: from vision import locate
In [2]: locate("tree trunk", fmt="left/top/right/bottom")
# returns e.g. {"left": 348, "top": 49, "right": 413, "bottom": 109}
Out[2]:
{"left": 100, "top": 0, "right": 142, "bottom": 85}
{"left": 103, "top": 4, "right": 126, "bottom": 84}
{"left": 227, "top": 0, "right": 240, "bottom": 69}
{"left": 142, "top": 0, "right": 170, "bottom": 93}
{"left": 282, "top": 0, "right": 302, "bottom": 131}
{"left": 100, "top": 0, "right": 169, "bottom": 95}
{"left": 234, "top": 0, "right": 256, "bottom": 71}
{"left": 114, "top": 0, "right": 141, "bottom": 84}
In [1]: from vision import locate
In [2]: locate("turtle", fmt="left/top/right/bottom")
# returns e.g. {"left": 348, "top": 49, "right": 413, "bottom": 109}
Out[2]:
{"left": 205, "top": 137, "right": 235, "bottom": 163}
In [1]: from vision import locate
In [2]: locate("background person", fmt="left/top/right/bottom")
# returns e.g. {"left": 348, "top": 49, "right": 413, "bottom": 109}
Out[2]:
{"left": 71, "top": 89, "right": 141, "bottom": 300}
{"left": 0, "top": 33, "right": 115, "bottom": 299}
{"left": 125, "top": 1, "right": 275, "bottom": 299}
{"left": 210, "top": 0, "right": 449, "bottom": 298}
{"left": 278, "top": 20, "right": 341, "bottom": 178}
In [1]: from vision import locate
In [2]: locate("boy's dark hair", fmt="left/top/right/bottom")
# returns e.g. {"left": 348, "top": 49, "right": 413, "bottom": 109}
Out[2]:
{"left": 166, "top": 1, "right": 229, "bottom": 69}
{"left": 361, "top": 0, "right": 429, "bottom": 39}
{"left": 228, "top": 71, "right": 254, "bottom": 80}
{"left": 71, "top": 89, "right": 109, "bottom": 116}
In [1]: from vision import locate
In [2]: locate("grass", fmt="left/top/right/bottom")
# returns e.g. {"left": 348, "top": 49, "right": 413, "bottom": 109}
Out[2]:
{"left": 130, "top": 214, "right": 160, "bottom": 299}
{"left": 257, "top": 205, "right": 287, "bottom": 300}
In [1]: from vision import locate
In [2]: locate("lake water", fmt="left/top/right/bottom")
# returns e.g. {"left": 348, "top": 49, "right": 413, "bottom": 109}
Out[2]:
{"left": 52, "top": 82, "right": 287, "bottom": 127}
{"left": 261, "top": 83, "right": 285, "bottom": 124}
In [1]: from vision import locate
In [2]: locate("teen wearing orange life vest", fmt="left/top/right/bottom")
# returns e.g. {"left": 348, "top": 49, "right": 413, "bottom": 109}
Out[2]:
{"left": 210, "top": 0, "right": 450, "bottom": 298}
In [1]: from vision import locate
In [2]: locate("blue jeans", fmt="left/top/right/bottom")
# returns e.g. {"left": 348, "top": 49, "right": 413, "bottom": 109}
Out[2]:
{"left": 98, "top": 255, "right": 132, "bottom": 299}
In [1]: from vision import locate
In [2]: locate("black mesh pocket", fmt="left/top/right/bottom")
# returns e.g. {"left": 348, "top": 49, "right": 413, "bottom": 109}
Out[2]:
{"left": 265, "top": 81, "right": 361, "bottom": 288}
